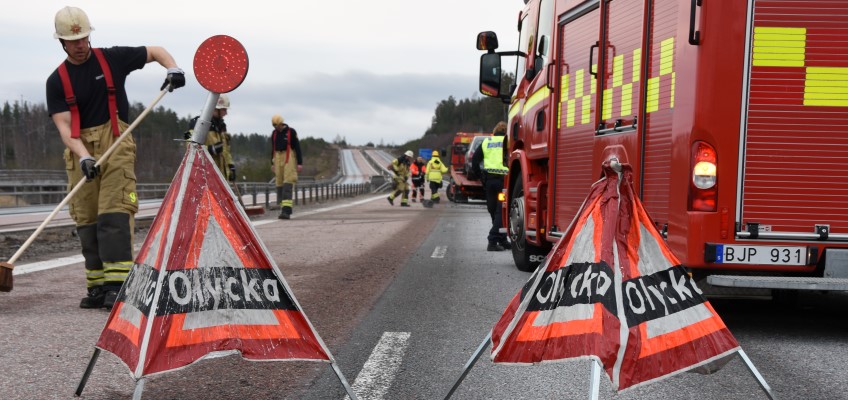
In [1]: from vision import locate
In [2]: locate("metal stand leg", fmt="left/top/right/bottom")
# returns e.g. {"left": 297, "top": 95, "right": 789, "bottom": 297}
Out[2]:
{"left": 588, "top": 360, "right": 601, "bottom": 400}
{"left": 444, "top": 332, "right": 492, "bottom": 400}
{"left": 132, "top": 378, "right": 146, "bottom": 400}
{"left": 74, "top": 348, "right": 101, "bottom": 397}
{"left": 737, "top": 350, "right": 777, "bottom": 400}
{"left": 331, "top": 362, "right": 359, "bottom": 400}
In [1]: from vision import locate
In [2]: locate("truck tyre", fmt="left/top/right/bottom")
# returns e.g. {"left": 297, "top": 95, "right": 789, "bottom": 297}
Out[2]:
{"left": 447, "top": 178, "right": 457, "bottom": 202}
{"left": 509, "top": 176, "right": 548, "bottom": 272}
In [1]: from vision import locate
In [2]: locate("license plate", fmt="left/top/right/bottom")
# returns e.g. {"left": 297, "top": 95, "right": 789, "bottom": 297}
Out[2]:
{"left": 715, "top": 245, "right": 808, "bottom": 266}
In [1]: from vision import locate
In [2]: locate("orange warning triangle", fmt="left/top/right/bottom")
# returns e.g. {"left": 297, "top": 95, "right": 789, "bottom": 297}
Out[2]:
{"left": 96, "top": 144, "right": 330, "bottom": 378}
{"left": 491, "top": 162, "right": 739, "bottom": 392}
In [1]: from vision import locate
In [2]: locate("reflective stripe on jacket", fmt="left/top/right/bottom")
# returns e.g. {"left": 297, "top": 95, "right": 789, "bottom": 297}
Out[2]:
{"left": 482, "top": 136, "right": 508, "bottom": 175}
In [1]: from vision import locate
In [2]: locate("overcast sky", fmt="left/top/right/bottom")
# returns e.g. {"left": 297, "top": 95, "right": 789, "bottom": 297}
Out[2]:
{"left": 0, "top": 1, "right": 520, "bottom": 146}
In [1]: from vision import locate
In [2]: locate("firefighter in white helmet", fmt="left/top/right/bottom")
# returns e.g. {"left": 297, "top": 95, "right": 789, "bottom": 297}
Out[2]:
{"left": 387, "top": 150, "right": 414, "bottom": 207}
{"left": 271, "top": 114, "right": 303, "bottom": 219}
{"left": 184, "top": 95, "right": 235, "bottom": 182}
{"left": 45, "top": 6, "right": 185, "bottom": 309}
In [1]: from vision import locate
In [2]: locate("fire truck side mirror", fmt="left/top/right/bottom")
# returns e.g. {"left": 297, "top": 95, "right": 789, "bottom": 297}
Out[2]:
{"left": 479, "top": 53, "right": 502, "bottom": 98}
{"left": 476, "top": 31, "right": 499, "bottom": 52}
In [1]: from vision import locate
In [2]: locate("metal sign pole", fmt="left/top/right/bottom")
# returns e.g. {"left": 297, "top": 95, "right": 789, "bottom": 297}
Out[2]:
{"left": 189, "top": 92, "right": 219, "bottom": 146}
{"left": 444, "top": 332, "right": 492, "bottom": 400}
{"left": 737, "top": 350, "right": 777, "bottom": 399}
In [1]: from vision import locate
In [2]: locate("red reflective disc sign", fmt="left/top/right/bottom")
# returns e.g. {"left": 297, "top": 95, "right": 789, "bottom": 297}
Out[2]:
{"left": 193, "top": 35, "right": 249, "bottom": 93}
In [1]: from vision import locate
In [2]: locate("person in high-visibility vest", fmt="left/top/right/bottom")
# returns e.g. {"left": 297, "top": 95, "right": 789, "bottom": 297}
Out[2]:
{"left": 271, "top": 115, "right": 303, "bottom": 219}
{"left": 426, "top": 150, "right": 449, "bottom": 203}
{"left": 472, "top": 122, "right": 511, "bottom": 251}
{"left": 387, "top": 150, "right": 413, "bottom": 207}
{"left": 45, "top": 6, "right": 185, "bottom": 308}
{"left": 409, "top": 156, "right": 427, "bottom": 202}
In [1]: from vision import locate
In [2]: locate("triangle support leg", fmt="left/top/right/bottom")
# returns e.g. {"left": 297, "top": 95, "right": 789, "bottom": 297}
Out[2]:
{"left": 588, "top": 360, "right": 601, "bottom": 400}
{"left": 331, "top": 361, "right": 359, "bottom": 400}
{"left": 737, "top": 350, "right": 777, "bottom": 400}
{"left": 132, "top": 378, "right": 146, "bottom": 400}
{"left": 74, "top": 348, "right": 101, "bottom": 397}
{"left": 444, "top": 332, "right": 492, "bottom": 400}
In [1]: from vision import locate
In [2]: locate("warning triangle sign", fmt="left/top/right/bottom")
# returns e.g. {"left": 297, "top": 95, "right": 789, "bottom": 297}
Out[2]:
{"left": 491, "top": 162, "right": 739, "bottom": 392}
{"left": 96, "top": 144, "right": 331, "bottom": 378}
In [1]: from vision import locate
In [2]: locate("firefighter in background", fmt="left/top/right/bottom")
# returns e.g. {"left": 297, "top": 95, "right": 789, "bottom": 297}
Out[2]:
{"left": 472, "top": 121, "right": 511, "bottom": 251}
{"left": 409, "top": 156, "right": 427, "bottom": 202}
{"left": 271, "top": 114, "right": 303, "bottom": 219}
{"left": 207, "top": 94, "right": 235, "bottom": 182}
{"left": 45, "top": 6, "right": 185, "bottom": 308}
{"left": 187, "top": 94, "right": 235, "bottom": 181}
{"left": 426, "top": 150, "right": 449, "bottom": 203}
{"left": 387, "top": 150, "right": 413, "bottom": 207}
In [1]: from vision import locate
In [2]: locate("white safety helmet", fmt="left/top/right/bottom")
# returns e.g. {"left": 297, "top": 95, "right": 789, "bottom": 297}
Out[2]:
{"left": 54, "top": 6, "right": 94, "bottom": 40}
{"left": 215, "top": 94, "right": 230, "bottom": 109}
{"left": 405, "top": 150, "right": 414, "bottom": 158}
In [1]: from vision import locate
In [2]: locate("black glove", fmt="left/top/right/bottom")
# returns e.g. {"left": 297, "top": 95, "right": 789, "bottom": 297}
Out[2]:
{"left": 183, "top": 130, "right": 192, "bottom": 140}
{"left": 160, "top": 67, "right": 186, "bottom": 92}
{"left": 207, "top": 142, "right": 224, "bottom": 155}
{"left": 79, "top": 156, "right": 99, "bottom": 181}
{"left": 228, "top": 164, "right": 236, "bottom": 182}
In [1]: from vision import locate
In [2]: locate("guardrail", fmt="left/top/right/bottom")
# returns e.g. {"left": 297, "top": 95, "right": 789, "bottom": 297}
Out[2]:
{"left": 241, "top": 181, "right": 373, "bottom": 209}
{"left": 0, "top": 180, "right": 376, "bottom": 209}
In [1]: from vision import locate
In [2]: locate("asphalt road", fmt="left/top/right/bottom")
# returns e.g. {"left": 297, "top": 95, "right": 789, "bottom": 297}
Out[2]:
{"left": 1, "top": 195, "right": 847, "bottom": 399}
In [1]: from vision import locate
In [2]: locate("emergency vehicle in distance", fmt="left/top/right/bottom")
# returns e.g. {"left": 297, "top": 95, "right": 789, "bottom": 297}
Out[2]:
{"left": 446, "top": 132, "right": 489, "bottom": 203}
{"left": 475, "top": 0, "right": 848, "bottom": 294}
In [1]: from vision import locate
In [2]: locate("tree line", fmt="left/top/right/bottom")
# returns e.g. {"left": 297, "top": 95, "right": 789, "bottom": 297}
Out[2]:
{"left": 0, "top": 73, "right": 513, "bottom": 181}
{"left": 0, "top": 101, "right": 336, "bottom": 183}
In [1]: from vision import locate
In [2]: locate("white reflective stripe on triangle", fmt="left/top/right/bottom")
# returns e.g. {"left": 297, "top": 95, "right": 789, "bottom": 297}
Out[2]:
{"left": 182, "top": 309, "right": 279, "bottom": 329}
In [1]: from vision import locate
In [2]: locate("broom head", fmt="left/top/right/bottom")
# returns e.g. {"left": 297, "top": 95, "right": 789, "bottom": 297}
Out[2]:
{"left": 0, "top": 261, "right": 13, "bottom": 292}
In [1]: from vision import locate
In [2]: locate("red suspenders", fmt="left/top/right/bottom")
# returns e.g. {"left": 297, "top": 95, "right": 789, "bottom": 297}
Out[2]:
{"left": 271, "top": 128, "right": 293, "bottom": 163}
{"left": 56, "top": 48, "right": 120, "bottom": 139}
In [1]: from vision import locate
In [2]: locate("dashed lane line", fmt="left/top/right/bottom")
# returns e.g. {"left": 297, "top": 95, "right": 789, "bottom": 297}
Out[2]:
{"left": 344, "top": 331, "right": 411, "bottom": 400}
{"left": 431, "top": 246, "right": 448, "bottom": 258}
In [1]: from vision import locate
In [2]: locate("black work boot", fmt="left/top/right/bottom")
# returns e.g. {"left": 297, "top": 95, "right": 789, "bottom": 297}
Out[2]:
{"left": 387, "top": 196, "right": 394, "bottom": 206}
{"left": 278, "top": 209, "right": 290, "bottom": 219}
{"left": 103, "top": 288, "right": 120, "bottom": 309}
{"left": 79, "top": 288, "right": 105, "bottom": 309}
{"left": 487, "top": 243, "right": 506, "bottom": 252}
{"left": 500, "top": 240, "right": 512, "bottom": 250}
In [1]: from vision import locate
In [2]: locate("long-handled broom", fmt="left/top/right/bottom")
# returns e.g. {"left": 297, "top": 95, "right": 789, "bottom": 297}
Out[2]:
{"left": 0, "top": 87, "right": 172, "bottom": 292}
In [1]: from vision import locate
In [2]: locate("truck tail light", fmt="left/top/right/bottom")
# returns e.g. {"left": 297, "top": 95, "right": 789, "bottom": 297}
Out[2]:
{"left": 689, "top": 141, "right": 717, "bottom": 212}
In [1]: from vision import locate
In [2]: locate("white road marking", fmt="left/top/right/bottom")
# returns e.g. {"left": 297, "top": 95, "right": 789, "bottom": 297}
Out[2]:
{"left": 344, "top": 331, "right": 411, "bottom": 400}
{"left": 12, "top": 255, "right": 84, "bottom": 276}
{"left": 253, "top": 195, "right": 386, "bottom": 226}
{"left": 431, "top": 246, "right": 448, "bottom": 258}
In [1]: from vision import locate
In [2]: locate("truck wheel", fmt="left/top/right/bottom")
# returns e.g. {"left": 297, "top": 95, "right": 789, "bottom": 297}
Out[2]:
{"left": 447, "top": 179, "right": 456, "bottom": 202}
{"left": 509, "top": 176, "right": 547, "bottom": 272}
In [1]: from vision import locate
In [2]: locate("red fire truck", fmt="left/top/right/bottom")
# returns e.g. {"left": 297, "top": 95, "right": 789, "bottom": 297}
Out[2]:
{"left": 476, "top": 0, "right": 848, "bottom": 294}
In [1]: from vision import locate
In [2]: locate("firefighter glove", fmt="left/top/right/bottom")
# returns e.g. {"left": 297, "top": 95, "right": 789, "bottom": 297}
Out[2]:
{"left": 228, "top": 164, "right": 236, "bottom": 182}
{"left": 161, "top": 67, "right": 186, "bottom": 92}
{"left": 79, "top": 156, "right": 99, "bottom": 181}
{"left": 207, "top": 141, "right": 224, "bottom": 155}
